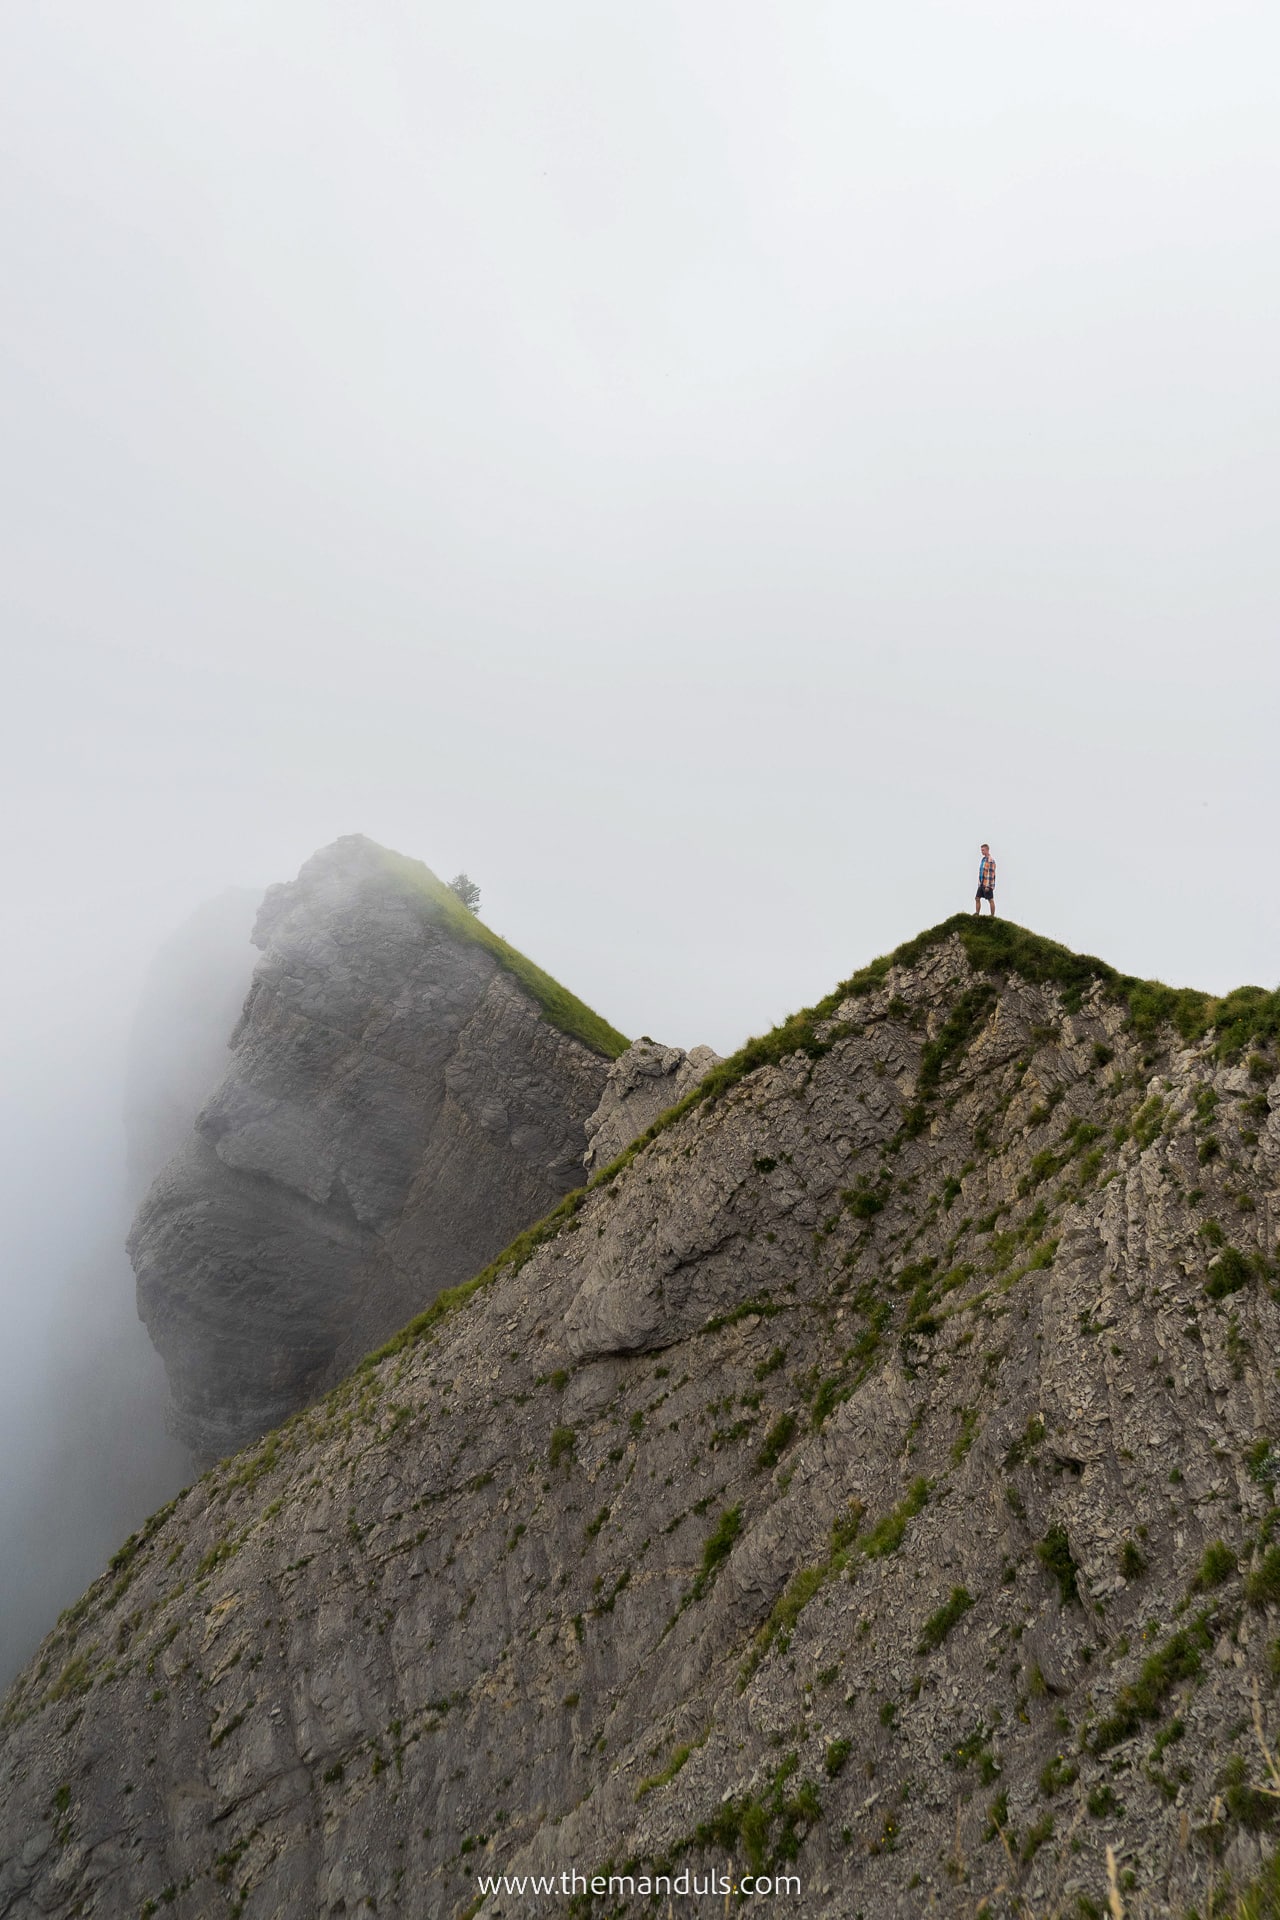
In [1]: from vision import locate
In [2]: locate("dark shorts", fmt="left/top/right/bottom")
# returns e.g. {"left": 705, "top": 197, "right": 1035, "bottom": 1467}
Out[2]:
{"left": 976, "top": 886, "right": 994, "bottom": 901}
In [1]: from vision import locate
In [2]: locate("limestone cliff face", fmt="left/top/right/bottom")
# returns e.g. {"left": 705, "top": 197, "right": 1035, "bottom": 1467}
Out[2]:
{"left": 9, "top": 920, "right": 1280, "bottom": 1920}
{"left": 129, "top": 837, "right": 621, "bottom": 1462}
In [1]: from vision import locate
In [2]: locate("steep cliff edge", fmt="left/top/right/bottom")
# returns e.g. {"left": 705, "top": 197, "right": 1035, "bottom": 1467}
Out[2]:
{"left": 129, "top": 836, "right": 627, "bottom": 1462}
{"left": 8, "top": 918, "right": 1280, "bottom": 1919}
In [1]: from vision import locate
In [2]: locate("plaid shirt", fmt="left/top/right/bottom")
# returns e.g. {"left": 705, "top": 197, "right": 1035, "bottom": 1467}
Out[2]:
{"left": 978, "top": 855, "right": 996, "bottom": 891}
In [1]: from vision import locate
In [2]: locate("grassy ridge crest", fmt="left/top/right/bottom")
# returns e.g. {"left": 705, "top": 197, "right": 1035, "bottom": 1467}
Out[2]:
{"left": 378, "top": 848, "right": 629, "bottom": 1059}
{"left": 667, "top": 914, "right": 1277, "bottom": 1124}
{"left": 858, "top": 914, "right": 1280, "bottom": 1055}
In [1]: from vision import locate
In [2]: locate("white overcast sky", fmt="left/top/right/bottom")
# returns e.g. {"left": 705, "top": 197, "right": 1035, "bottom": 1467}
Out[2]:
{"left": 3, "top": 0, "right": 1279, "bottom": 1067}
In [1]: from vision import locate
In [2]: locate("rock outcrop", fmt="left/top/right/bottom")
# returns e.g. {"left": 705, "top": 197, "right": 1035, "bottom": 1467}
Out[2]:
{"left": 129, "top": 837, "right": 625, "bottom": 1462}
{"left": 7, "top": 916, "right": 1280, "bottom": 1919}
{"left": 582, "top": 1037, "right": 721, "bottom": 1170}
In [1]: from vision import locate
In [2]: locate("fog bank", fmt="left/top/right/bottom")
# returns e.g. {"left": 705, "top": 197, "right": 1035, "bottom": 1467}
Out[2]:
{"left": 0, "top": 894, "right": 258, "bottom": 1683}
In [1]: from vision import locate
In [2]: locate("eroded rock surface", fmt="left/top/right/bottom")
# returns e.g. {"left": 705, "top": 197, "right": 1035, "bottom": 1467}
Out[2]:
{"left": 582, "top": 1038, "right": 721, "bottom": 1171}
{"left": 7, "top": 925, "right": 1280, "bottom": 1919}
{"left": 129, "top": 837, "right": 618, "bottom": 1461}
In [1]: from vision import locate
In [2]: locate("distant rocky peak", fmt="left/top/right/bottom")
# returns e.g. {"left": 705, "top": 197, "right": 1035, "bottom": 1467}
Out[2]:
{"left": 130, "top": 836, "right": 624, "bottom": 1462}
{"left": 250, "top": 833, "right": 421, "bottom": 951}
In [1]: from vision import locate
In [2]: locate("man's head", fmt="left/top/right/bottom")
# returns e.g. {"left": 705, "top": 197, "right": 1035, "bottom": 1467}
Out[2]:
{"left": 981, "top": 843, "right": 989, "bottom": 854}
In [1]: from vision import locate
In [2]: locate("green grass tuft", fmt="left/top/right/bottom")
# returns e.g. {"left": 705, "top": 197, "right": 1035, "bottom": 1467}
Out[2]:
{"left": 917, "top": 985, "right": 997, "bottom": 1096}
{"left": 755, "top": 1412, "right": 797, "bottom": 1473}
{"left": 1247, "top": 1546, "right": 1280, "bottom": 1608}
{"left": 1205, "top": 1246, "right": 1255, "bottom": 1301}
{"left": 918, "top": 1586, "right": 974, "bottom": 1654}
{"left": 690, "top": 1506, "right": 742, "bottom": 1601}
{"left": 1119, "top": 1539, "right": 1147, "bottom": 1580}
{"left": 862, "top": 1478, "right": 931, "bottom": 1560}
{"left": 1036, "top": 1525, "right": 1080, "bottom": 1607}
{"left": 1089, "top": 1614, "right": 1212, "bottom": 1752}
{"left": 635, "top": 1742, "right": 694, "bottom": 1800}
{"left": 1192, "top": 1540, "right": 1237, "bottom": 1591}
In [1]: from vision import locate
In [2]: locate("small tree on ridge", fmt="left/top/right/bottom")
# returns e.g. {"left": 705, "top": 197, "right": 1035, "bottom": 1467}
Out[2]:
{"left": 447, "top": 872, "right": 481, "bottom": 914}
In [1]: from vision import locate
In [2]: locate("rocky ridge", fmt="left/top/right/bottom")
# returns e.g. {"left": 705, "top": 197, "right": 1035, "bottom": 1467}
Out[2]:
{"left": 5, "top": 917, "right": 1280, "bottom": 1918}
{"left": 129, "top": 836, "right": 628, "bottom": 1462}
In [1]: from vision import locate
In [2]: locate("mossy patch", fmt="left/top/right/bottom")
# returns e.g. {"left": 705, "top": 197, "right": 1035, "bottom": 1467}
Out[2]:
{"left": 690, "top": 1506, "right": 741, "bottom": 1601}
{"left": 918, "top": 1586, "right": 974, "bottom": 1654}
{"left": 679, "top": 1752, "right": 820, "bottom": 1876}
{"left": 1089, "top": 1613, "right": 1212, "bottom": 1753}
{"left": 1035, "top": 1525, "right": 1080, "bottom": 1607}
{"left": 635, "top": 1741, "right": 695, "bottom": 1800}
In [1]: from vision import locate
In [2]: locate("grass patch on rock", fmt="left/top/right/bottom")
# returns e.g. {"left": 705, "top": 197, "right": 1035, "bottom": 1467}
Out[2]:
{"left": 380, "top": 846, "right": 629, "bottom": 1058}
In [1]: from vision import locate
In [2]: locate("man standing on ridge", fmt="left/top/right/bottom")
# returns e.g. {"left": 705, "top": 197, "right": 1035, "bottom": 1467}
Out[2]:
{"left": 975, "top": 843, "right": 996, "bottom": 917}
